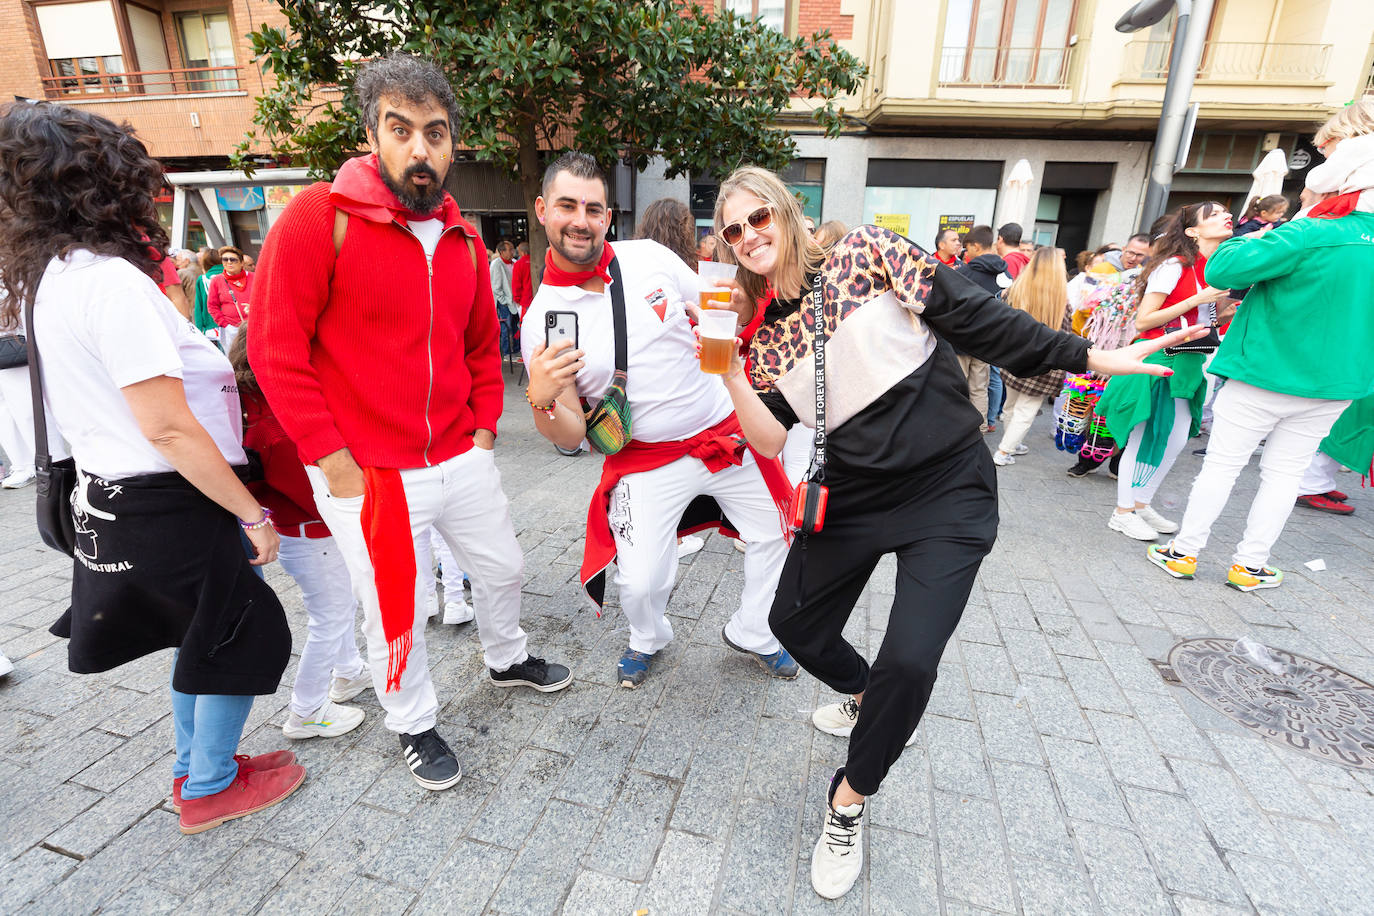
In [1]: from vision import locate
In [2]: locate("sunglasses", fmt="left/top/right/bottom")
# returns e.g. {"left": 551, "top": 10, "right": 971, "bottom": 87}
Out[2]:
{"left": 719, "top": 206, "right": 773, "bottom": 246}
{"left": 221, "top": 256, "right": 241, "bottom": 263}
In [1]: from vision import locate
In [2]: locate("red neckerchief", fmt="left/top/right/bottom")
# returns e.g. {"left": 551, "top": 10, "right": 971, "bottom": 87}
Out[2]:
{"left": 936, "top": 251, "right": 958, "bottom": 266}
{"left": 227, "top": 273, "right": 248, "bottom": 290}
{"left": 543, "top": 243, "right": 614, "bottom": 286}
{"left": 1309, "top": 192, "right": 1361, "bottom": 219}
{"left": 500, "top": 255, "right": 514, "bottom": 264}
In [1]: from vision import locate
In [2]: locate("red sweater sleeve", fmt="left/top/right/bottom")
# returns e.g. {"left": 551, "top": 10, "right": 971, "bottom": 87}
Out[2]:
{"left": 512, "top": 258, "right": 532, "bottom": 311}
{"left": 463, "top": 234, "right": 504, "bottom": 436}
{"left": 249, "top": 184, "right": 348, "bottom": 463}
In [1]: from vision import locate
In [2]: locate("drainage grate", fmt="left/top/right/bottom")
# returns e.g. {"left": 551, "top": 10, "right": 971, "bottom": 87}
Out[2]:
{"left": 1168, "top": 637, "right": 1374, "bottom": 771}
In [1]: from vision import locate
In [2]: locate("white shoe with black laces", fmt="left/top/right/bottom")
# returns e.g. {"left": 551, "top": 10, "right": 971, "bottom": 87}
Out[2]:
{"left": 812, "top": 697, "right": 917, "bottom": 747}
{"left": 399, "top": 728, "right": 462, "bottom": 790}
{"left": 811, "top": 767, "right": 865, "bottom": 899}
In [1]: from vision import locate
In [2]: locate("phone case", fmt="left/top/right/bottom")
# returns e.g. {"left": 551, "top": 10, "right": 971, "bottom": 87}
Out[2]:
{"left": 545, "top": 310, "right": 579, "bottom": 351}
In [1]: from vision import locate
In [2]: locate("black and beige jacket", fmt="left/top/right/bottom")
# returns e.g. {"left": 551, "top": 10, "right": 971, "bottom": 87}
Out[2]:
{"left": 752, "top": 226, "right": 1090, "bottom": 484}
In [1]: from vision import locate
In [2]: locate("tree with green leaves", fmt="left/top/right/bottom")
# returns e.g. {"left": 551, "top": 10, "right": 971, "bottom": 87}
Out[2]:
{"left": 234, "top": 0, "right": 866, "bottom": 277}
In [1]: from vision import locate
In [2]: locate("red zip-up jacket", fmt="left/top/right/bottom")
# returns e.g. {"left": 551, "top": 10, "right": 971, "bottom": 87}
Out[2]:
{"left": 249, "top": 155, "right": 503, "bottom": 468}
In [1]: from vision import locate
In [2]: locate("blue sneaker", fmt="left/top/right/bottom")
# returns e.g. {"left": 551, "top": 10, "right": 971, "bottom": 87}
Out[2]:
{"left": 722, "top": 626, "right": 800, "bottom": 679}
{"left": 617, "top": 648, "right": 654, "bottom": 689}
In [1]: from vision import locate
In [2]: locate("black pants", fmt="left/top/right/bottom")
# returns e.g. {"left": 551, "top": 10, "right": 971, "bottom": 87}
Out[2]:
{"left": 769, "top": 443, "right": 998, "bottom": 796}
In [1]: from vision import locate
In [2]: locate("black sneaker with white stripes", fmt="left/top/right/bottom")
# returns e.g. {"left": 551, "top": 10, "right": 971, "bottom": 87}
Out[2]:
{"left": 398, "top": 728, "right": 462, "bottom": 791}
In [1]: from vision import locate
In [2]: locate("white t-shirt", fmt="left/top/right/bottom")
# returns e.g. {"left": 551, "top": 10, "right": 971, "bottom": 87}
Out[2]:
{"left": 1144, "top": 258, "right": 1185, "bottom": 296}
{"left": 33, "top": 250, "right": 246, "bottom": 479}
{"left": 408, "top": 218, "right": 443, "bottom": 259}
{"left": 521, "top": 239, "right": 733, "bottom": 443}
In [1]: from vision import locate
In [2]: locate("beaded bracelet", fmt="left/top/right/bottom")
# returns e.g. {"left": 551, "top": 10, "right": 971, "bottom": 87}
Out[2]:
{"left": 239, "top": 507, "right": 274, "bottom": 531}
{"left": 525, "top": 389, "right": 557, "bottom": 419}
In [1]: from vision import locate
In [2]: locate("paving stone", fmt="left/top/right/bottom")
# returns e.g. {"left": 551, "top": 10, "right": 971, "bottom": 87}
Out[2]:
{"left": 44, "top": 761, "right": 169, "bottom": 858}
{"left": 259, "top": 749, "right": 389, "bottom": 852}
{"left": 467, "top": 747, "right": 569, "bottom": 848}
{"left": 1121, "top": 785, "right": 1246, "bottom": 905}
{"left": 1038, "top": 612, "right": 1098, "bottom": 659}
{"left": 1001, "top": 627, "right": 1063, "bottom": 679}
{"left": 1170, "top": 895, "right": 1253, "bottom": 915}
{"left": 1224, "top": 851, "right": 1328, "bottom": 916}
{"left": 1084, "top": 710, "right": 1178, "bottom": 792}
{"left": 585, "top": 770, "right": 677, "bottom": 880}
{"left": 552, "top": 718, "right": 640, "bottom": 808}
{"left": 560, "top": 870, "right": 642, "bottom": 916}
{"left": 95, "top": 881, "right": 183, "bottom": 915}
{"left": 1018, "top": 674, "right": 1089, "bottom": 740}
{"left": 1058, "top": 655, "right": 1132, "bottom": 715}
{"left": 671, "top": 737, "right": 750, "bottom": 840}
{"left": 933, "top": 792, "right": 1015, "bottom": 912}
{"left": 178, "top": 842, "right": 301, "bottom": 915}
{"left": 990, "top": 760, "right": 1076, "bottom": 864}
{"left": 2, "top": 781, "right": 103, "bottom": 861}
{"left": 329, "top": 875, "right": 415, "bottom": 916}
{"left": 69, "top": 723, "right": 171, "bottom": 794}
{"left": 717, "top": 797, "right": 799, "bottom": 915}
{"left": 1042, "top": 737, "right": 1130, "bottom": 828}
{"left": 988, "top": 591, "right": 1037, "bottom": 631}
{"left": 1072, "top": 821, "right": 1172, "bottom": 915}
{"left": 37, "top": 808, "right": 182, "bottom": 915}
{"left": 1207, "top": 732, "right": 1323, "bottom": 819}
{"left": 410, "top": 839, "right": 514, "bottom": 916}
{"left": 741, "top": 716, "right": 809, "bottom": 805}
{"left": 866, "top": 742, "right": 932, "bottom": 837}
{"left": 641, "top": 830, "right": 724, "bottom": 916}
{"left": 0, "top": 846, "right": 78, "bottom": 911}
{"left": 1271, "top": 817, "right": 1374, "bottom": 912}
{"left": 1127, "top": 688, "right": 1220, "bottom": 762}
{"left": 970, "top": 691, "right": 1044, "bottom": 766}
{"left": 1170, "top": 759, "right": 1291, "bottom": 860}
{"left": 959, "top": 642, "right": 1018, "bottom": 696}
{"left": 1011, "top": 855, "right": 1096, "bottom": 916}
{"left": 488, "top": 799, "right": 602, "bottom": 916}
{"left": 922, "top": 715, "right": 991, "bottom": 798}
{"left": 955, "top": 603, "right": 1001, "bottom": 647}
{"left": 869, "top": 827, "right": 938, "bottom": 915}
{"left": 363, "top": 777, "right": 494, "bottom": 890}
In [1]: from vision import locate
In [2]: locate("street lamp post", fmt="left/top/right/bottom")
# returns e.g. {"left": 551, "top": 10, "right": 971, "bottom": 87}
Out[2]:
{"left": 1117, "top": 0, "right": 1217, "bottom": 232}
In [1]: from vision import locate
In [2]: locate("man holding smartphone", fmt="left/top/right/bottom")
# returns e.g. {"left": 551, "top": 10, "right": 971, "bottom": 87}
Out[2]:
{"left": 521, "top": 152, "right": 797, "bottom": 690}
{"left": 251, "top": 54, "right": 571, "bottom": 793}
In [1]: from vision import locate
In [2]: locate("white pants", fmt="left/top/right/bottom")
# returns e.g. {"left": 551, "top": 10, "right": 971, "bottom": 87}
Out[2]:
{"left": 0, "top": 365, "right": 36, "bottom": 476}
{"left": 277, "top": 534, "right": 365, "bottom": 717}
{"left": 416, "top": 526, "right": 466, "bottom": 607}
{"left": 610, "top": 451, "right": 789, "bottom": 655}
{"left": 1116, "top": 399, "right": 1192, "bottom": 510}
{"left": 1297, "top": 451, "right": 1341, "bottom": 497}
{"left": 1173, "top": 381, "right": 1349, "bottom": 568}
{"left": 307, "top": 446, "right": 528, "bottom": 734}
{"left": 998, "top": 388, "right": 1044, "bottom": 455}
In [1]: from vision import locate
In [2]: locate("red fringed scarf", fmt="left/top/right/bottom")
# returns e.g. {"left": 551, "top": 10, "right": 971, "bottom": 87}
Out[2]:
{"left": 543, "top": 243, "right": 614, "bottom": 287}
{"left": 359, "top": 467, "right": 417, "bottom": 692}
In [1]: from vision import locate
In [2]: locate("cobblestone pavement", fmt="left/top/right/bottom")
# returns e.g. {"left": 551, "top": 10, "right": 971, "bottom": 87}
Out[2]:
{"left": 3, "top": 382, "right": 1374, "bottom": 915}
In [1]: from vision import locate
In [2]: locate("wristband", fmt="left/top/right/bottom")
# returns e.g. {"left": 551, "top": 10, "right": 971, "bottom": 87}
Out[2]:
{"left": 526, "top": 389, "right": 557, "bottom": 419}
{"left": 239, "top": 507, "right": 274, "bottom": 531}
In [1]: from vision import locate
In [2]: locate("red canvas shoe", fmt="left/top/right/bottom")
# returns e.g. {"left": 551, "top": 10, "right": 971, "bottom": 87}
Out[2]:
{"left": 179, "top": 764, "right": 306, "bottom": 835}
{"left": 172, "top": 750, "right": 297, "bottom": 812}
{"left": 1295, "top": 494, "right": 1354, "bottom": 515}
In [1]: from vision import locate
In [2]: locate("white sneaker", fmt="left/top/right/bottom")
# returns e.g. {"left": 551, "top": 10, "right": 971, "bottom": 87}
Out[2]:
{"left": 443, "top": 599, "right": 474, "bottom": 625}
{"left": 676, "top": 535, "right": 705, "bottom": 559}
{"left": 1012, "top": 444, "right": 1030, "bottom": 456}
{"left": 282, "top": 701, "right": 365, "bottom": 739}
{"left": 0, "top": 652, "right": 13, "bottom": 678}
{"left": 1107, "top": 510, "right": 1159, "bottom": 541}
{"left": 812, "top": 698, "right": 916, "bottom": 746}
{"left": 1136, "top": 505, "right": 1178, "bottom": 534}
{"left": 328, "top": 665, "right": 372, "bottom": 703}
{"left": 811, "top": 770, "right": 865, "bottom": 899}
{"left": 428, "top": 599, "right": 440, "bottom": 619}
{"left": 992, "top": 451, "right": 1015, "bottom": 466}
{"left": 2, "top": 469, "right": 36, "bottom": 489}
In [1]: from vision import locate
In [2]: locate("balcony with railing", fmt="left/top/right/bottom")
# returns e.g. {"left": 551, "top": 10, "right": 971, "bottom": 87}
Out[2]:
{"left": 42, "top": 61, "right": 242, "bottom": 100}
{"left": 939, "top": 45, "right": 1075, "bottom": 88}
{"left": 1121, "top": 41, "right": 1331, "bottom": 83}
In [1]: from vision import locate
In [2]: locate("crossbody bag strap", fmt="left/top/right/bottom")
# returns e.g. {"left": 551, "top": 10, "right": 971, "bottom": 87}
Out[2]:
{"left": 805, "top": 272, "right": 827, "bottom": 481}
{"left": 23, "top": 294, "right": 56, "bottom": 483}
{"left": 606, "top": 256, "right": 628, "bottom": 373}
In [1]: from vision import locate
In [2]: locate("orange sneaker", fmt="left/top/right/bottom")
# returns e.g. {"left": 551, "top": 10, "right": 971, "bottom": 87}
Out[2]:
{"left": 172, "top": 750, "right": 297, "bottom": 812}
{"left": 1227, "top": 564, "right": 1283, "bottom": 592}
{"left": 1146, "top": 543, "right": 1196, "bottom": 579}
{"left": 179, "top": 764, "right": 305, "bottom": 834}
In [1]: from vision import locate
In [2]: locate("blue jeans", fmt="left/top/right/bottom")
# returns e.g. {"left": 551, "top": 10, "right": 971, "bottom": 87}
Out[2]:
{"left": 497, "top": 304, "right": 516, "bottom": 355}
{"left": 170, "top": 655, "right": 255, "bottom": 799}
{"left": 987, "top": 367, "right": 1006, "bottom": 424}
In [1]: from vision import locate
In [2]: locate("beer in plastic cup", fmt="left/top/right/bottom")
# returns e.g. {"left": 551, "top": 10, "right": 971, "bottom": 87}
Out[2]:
{"left": 697, "top": 261, "right": 737, "bottom": 310}
{"left": 698, "top": 309, "right": 737, "bottom": 375}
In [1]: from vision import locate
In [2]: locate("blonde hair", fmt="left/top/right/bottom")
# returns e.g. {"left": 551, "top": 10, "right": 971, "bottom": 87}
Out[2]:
{"left": 1315, "top": 99, "right": 1374, "bottom": 146}
{"left": 814, "top": 220, "right": 848, "bottom": 250}
{"left": 1005, "top": 247, "right": 1068, "bottom": 328}
{"left": 713, "top": 166, "right": 825, "bottom": 302}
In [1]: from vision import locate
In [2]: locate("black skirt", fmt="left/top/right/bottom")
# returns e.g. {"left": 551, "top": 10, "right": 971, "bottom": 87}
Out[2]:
{"left": 50, "top": 467, "right": 290, "bottom": 696}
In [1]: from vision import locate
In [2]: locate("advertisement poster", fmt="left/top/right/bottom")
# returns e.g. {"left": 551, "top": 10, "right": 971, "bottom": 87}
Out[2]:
{"left": 873, "top": 213, "right": 911, "bottom": 236}
{"left": 938, "top": 214, "right": 975, "bottom": 238}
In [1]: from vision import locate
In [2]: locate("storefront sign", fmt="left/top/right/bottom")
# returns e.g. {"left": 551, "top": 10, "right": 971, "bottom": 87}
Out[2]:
{"left": 938, "top": 214, "right": 975, "bottom": 238}
{"left": 215, "top": 187, "right": 265, "bottom": 212}
{"left": 873, "top": 213, "right": 910, "bottom": 236}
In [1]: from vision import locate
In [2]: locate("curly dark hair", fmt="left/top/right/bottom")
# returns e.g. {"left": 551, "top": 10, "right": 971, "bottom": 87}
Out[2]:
{"left": 0, "top": 103, "right": 167, "bottom": 329}
{"left": 636, "top": 198, "right": 696, "bottom": 269}
{"left": 355, "top": 52, "right": 460, "bottom": 142}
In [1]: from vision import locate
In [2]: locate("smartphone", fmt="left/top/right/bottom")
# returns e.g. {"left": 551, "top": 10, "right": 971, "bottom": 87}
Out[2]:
{"left": 545, "top": 310, "right": 578, "bottom": 352}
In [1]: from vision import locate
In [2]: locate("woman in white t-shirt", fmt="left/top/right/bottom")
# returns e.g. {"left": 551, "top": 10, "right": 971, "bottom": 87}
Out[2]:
{"left": 0, "top": 102, "right": 303, "bottom": 836}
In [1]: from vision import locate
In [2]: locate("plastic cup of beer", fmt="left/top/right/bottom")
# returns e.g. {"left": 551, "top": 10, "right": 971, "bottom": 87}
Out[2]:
{"left": 698, "top": 309, "right": 737, "bottom": 376}
{"left": 697, "top": 261, "right": 737, "bottom": 310}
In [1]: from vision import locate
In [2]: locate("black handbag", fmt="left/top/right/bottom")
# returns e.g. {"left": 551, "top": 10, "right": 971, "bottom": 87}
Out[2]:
{"left": 24, "top": 296, "right": 77, "bottom": 556}
{"left": 1164, "top": 263, "right": 1223, "bottom": 355}
{"left": 0, "top": 334, "right": 26, "bottom": 369}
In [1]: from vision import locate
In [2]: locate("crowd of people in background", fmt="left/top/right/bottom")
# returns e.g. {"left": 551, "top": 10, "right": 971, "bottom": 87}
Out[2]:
{"left": 0, "top": 43, "right": 1370, "bottom": 905}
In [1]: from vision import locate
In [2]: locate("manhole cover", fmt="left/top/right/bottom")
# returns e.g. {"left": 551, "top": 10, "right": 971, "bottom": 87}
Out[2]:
{"left": 1168, "top": 637, "right": 1374, "bottom": 770}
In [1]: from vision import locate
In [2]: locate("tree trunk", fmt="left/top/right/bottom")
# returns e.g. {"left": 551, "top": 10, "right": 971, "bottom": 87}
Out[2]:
{"left": 515, "top": 111, "right": 546, "bottom": 292}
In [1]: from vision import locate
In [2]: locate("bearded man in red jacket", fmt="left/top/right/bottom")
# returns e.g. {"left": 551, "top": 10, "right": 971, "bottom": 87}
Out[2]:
{"left": 250, "top": 53, "right": 571, "bottom": 793}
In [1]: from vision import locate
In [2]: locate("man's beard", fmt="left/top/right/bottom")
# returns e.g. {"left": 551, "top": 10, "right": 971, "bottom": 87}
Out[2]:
{"left": 380, "top": 159, "right": 445, "bottom": 214}
{"left": 548, "top": 229, "right": 603, "bottom": 268}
